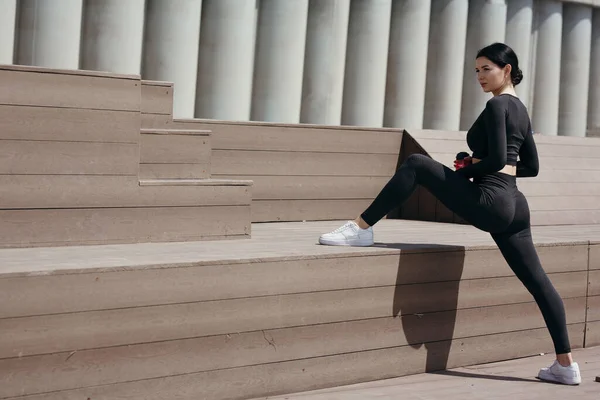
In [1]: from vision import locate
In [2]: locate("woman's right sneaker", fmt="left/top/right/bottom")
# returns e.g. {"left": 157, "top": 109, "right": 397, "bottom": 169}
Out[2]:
{"left": 318, "top": 221, "right": 374, "bottom": 247}
{"left": 537, "top": 360, "right": 581, "bottom": 385}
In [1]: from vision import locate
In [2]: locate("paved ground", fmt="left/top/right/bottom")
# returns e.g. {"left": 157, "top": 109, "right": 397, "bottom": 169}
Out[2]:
{"left": 255, "top": 346, "right": 600, "bottom": 400}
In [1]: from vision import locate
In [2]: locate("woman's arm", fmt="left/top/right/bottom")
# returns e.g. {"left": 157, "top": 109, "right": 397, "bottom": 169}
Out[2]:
{"left": 516, "top": 125, "right": 539, "bottom": 177}
{"left": 456, "top": 98, "right": 507, "bottom": 179}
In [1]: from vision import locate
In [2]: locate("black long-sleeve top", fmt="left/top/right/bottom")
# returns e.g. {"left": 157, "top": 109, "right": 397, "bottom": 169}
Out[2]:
{"left": 457, "top": 94, "right": 539, "bottom": 179}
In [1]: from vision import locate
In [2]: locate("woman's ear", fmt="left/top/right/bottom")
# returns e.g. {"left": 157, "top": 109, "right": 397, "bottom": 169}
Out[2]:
{"left": 504, "top": 64, "right": 512, "bottom": 79}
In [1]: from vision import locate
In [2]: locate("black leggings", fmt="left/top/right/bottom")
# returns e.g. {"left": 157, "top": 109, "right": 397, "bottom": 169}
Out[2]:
{"left": 361, "top": 154, "right": 571, "bottom": 355}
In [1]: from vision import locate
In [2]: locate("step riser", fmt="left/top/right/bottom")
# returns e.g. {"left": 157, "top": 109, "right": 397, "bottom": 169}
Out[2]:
{"left": 0, "top": 302, "right": 586, "bottom": 398}
{"left": 0, "top": 206, "right": 250, "bottom": 248}
{"left": 140, "top": 132, "right": 211, "bottom": 179}
{"left": 0, "top": 245, "right": 586, "bottom": 318}
{"left": 0, "top": 176, "right": 249, "bottom": 209}
{"left": 0, "top": 244, "right": 591, "bottom": 398}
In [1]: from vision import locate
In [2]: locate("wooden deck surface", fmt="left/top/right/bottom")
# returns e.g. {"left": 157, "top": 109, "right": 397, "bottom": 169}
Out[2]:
{"left": 255, "top": 346, "right": 600, "bottom": 400}
{"left": 1, "top": 219, "right": 599, "bottom": 277}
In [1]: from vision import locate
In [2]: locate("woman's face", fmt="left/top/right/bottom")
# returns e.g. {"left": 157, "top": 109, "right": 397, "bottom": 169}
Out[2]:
{"left": 475, "top": 56, "right": 511, "bottom": 94}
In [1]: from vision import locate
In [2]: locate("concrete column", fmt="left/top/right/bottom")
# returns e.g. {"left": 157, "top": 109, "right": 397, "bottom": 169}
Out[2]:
{"left": 341, "top": 0, "right": 392, "bottom": 127}
{"left": 531, "top": 0, "right": 562, "bottom": 136}
{"left": 460, "top": 0, "right": 507, "bottom": 130}
{"left": 558, "top": 3, "right": 592, "bottom": 137}
{"left": 0, "top": 0, "right": 17, "bottom": 64}
{"left": 16, "top": 0, "right": 83, "bottom": 69}
{"left": 383, "top": 0, "right": 431, "bottom": 129}
{"left": 300, "top": 0, "right": 350, "bottom": 125}
{"left": 81, "top": 0, "right": 146, "bottom": 75}
{"left": 251, "top": 0, "right": 309, "bottom": 123}
{"left": 505, "top": 0, "right": 534, "bottom": 107}
{"left": 196, "top": 0, "right": 258, "bottom": 121}
{"left": 143, "top": 0, "right": 202, "bottom": 118}
{"left": 588, "top": 9, "right": 600, "bottom": 137}
{"left": 423, "top": 0, "right": 469, "bottom": 131}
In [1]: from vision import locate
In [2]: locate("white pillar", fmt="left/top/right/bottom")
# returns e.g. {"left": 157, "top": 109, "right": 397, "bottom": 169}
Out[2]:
{"left": 589, "top": 9, "right": 600, "bottom": 137}
{"left": 423, "top": 0, "right": 469, "bottom": 131}
{"left": 81, "top": 0, "right": 146, "bottom": 75}
{"left": 300, "top": 0, "right": 351, "bottom": 125}
{"left": 16, "top": 0, "right": 83, "bottom": 69}
{"left": 383, "top": 0, "right": 431, "bottom": 129}
{"left": 143, "top": 0, "right": 202, "bottom": 118}
{"left": 505, "top": 0, "right": 534, "bottom": 108}
{"left": 531, "top": 0, "right": 562, "bottom": 136}
{"left": 0, "top": 0, "right": 17, "bottom": 64}
{"left": 460, "top": 0, "right": 507, "bottom": 131}
{"left": 196, "top": 0, "right": 258, "bottom": 121}
{"left": 251, "top": 0, "right": 309, "bottom": 123}
{"left": 341, "top": 0, "right": 392, "bottom": 127}
{"left": 558, "top": 3, "right": 592, "bottom": 137}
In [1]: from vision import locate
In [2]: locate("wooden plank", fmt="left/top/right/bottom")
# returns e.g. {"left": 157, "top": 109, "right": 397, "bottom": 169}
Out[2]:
{"left": 141, "top": 112, "right": 171, "bottom": 128}
{"left": 526, "top": 196, "right": 600, "bottom": 211}
{"left": 587, "top": 295, "right": 600, "bottom": 322}
{"left": 252, "top": 199, "right": 373, "bottom": 222}
{"left": 0, "top": 69, "right": 140, "bottom": 111}
{"left": 214, "top": 175, "right": 389, "bottom": 200}
{"left": 212, "top": 150, "right": 399, "bottom": 177}
{"left": 0, "top": 299, "right": 585, "bottom": 398}
{"left": 414, "top": 137, "right": 600, "bottom": 158}
{"left": 519, "top": 182, "right": 600, "bottom": 196}
{"left": 0, "top": 105, "right": 139, "bottom": 143}
{"left": 408, "top": 128, "right": 600, "bottom": 147}
{"left": 0, "top": 271, "right": 585, "bottom": 359}
{"left": 586, "top": 320, "right": 600, "bottom": 348}
{"left": 589, "top": 270, "right": 600, "bottom": 296}
{"left": 591, "top": 244, "right": 600, "bottom": 270}
{"left": 165, "top": 120, "right": 404, "bottom": 154}
{"left": 0, "top": 64, "right": 139, "bottom": 80}
{"left": 141, "top": 81, "right": 173, "bottom": 115}
{"left": 140, "top": 133, "right": 210, "bottom": 164}
{"left": 530, "top": 210, "right": 600, "bottom": 225}
{"left": 0, "top": 244, "right": 585, "bottom": 319}
{"left": 139, "top": 163, "right": 210, "bottom": 179}
{"left": 0, "top": 175, "right": 250, "bottom": 209}
{"left": 531, "top": 169, "right": 600, "bottom": 183}
{"left": 0, "top": 206, "right": 250, "bottom": 249}
{"left": 11, "top": 324, "right": 584, "bottom": 400}
{"left": 0, "top": 140, "right": 139, "bottom": 175}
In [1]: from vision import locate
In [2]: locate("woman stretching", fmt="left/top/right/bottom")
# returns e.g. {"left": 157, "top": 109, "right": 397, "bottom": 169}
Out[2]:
{"left": 319, "top": 43, "right": 581, "bottom": 385}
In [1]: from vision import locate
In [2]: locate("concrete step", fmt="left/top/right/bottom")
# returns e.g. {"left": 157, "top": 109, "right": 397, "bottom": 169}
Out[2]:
{"left": 0, "top": 220, "right": 597, "bottom": 399}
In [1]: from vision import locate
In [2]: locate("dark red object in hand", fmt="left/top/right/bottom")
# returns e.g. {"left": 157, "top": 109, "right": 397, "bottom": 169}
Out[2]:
{"left": 454, "top": 152, "right": 472, "bottom": 170}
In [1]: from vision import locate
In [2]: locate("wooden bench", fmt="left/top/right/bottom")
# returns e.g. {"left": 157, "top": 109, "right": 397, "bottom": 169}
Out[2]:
{"left": 0, "top": 65, "right": 251, "bottom": 247}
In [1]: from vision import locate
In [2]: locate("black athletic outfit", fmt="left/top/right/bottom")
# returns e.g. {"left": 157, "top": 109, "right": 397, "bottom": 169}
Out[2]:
{"left": 361, "top": 94, "right": 571, "bottom": 355}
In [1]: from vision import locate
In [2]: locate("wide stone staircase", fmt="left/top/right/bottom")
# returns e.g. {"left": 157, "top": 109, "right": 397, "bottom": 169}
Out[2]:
{"left": 1, "top": 64, "right": 600, "bottom": 400}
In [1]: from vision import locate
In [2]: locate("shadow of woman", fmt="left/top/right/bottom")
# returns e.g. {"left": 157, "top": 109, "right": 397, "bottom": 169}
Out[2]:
{"left": 374, "top": 242, "right": 466, "bottom": 373}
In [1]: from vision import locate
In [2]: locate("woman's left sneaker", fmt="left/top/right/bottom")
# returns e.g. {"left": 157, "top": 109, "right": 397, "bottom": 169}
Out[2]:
{"left": 318, "top": 221, "right": 374, "bottom": 247}
{"left": 537, "top": 360, "right": 581, "bottom": 385}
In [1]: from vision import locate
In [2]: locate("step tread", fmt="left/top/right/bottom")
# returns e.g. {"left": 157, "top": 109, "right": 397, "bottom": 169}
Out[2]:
{"left": 139, "top": 178, "right": 253, "bottom": 187}
{"left": 0, "top": 220, "right": 597, "bottom": 277}
{"left": 140, "top": 128, "right": 211, "bottom": 136}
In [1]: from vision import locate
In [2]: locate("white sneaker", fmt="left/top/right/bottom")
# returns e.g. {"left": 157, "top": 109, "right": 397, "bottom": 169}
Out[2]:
{"left": 537, "top": 360, "right": 581, "bottom": 385}
{"left": 318, "top": 221, "right": 374, "bottom": 247}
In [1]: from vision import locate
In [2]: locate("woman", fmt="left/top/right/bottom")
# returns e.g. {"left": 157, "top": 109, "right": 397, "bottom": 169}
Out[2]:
{"left": 318, "top": 43, "right": 581, "bottom": 385}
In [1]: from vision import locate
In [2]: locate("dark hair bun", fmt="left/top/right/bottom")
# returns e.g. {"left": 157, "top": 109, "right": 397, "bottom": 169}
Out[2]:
{"left": 512, "top": 68, "right": 523, "bottom": 86}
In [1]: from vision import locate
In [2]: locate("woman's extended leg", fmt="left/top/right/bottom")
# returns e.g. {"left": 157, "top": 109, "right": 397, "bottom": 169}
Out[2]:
{"left": 359, "top": 154, "right": 483, "bottom": 227}
{"left": 319, "top": 154, "right": 511, "bottom": 246}
{"left": 490, "top": 191, "right": 580, "bottom": 385}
